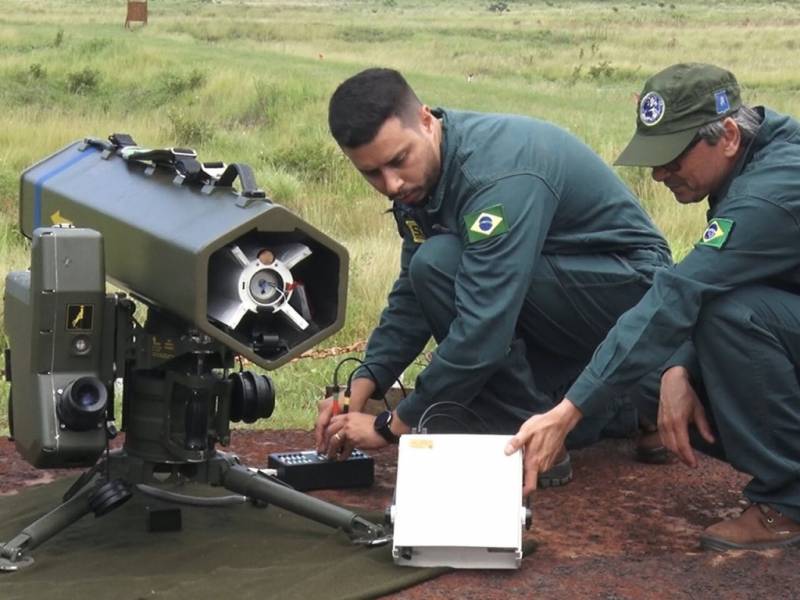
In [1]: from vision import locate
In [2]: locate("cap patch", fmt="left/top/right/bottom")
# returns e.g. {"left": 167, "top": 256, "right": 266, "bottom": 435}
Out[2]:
{"left": 697, "top": 218, "right": 734, "bottom": 250}
{"left": 464, "top": 204, "right": 508, "bottom": 243}
{"left": 714, "top": 89, "right": 730, "bottom": 114}
{"left": 640, "top": 91, "right": 666, "bottom": 126}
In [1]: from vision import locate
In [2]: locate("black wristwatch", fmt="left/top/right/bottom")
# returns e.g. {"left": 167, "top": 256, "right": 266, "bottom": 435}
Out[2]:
{"left": 374, "top": 410, "right": 400, "bottom": 444}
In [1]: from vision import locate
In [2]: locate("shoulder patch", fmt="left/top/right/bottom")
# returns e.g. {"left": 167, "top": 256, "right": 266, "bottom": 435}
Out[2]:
{"left": 697, "top": 218, "right": 734, "bottom": 250}
{"left": 464, "top": 204, "right": 508, "bottom": 244}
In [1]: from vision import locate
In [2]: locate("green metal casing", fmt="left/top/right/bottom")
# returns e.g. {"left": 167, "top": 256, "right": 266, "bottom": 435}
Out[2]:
{"left": 19, "top": 140, "right": 349, "bottom": 369}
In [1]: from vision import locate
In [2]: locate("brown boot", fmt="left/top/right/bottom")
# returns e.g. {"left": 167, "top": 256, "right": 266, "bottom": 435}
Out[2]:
{"left": 537, "top": 448, "right": 572, "bottom": 488}
{"left": 700, "top": 504, "right": 800, "bottom": 551}
{"left": 635, "top": 430, "right": 670, "bottom": 464}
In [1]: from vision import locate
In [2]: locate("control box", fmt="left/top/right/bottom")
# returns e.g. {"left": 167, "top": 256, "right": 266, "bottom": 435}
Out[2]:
{"left": 267, "top": 449, "right": 374, "bottom": 491}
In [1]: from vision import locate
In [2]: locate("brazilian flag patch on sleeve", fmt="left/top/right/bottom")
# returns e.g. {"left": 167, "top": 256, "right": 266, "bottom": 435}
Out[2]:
{"left": 697, "top": 218, "right": 734, "bottom": 250}
{"left": 464, "top": 204, "right": 508, "bottom": 243}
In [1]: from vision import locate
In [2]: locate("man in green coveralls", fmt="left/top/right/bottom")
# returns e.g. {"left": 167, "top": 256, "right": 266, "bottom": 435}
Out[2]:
{"left": 316, "top": 67, "right": 671, "bottom": 486}
{"left": 507, "top": 63, "right": 800, "bottom": 549}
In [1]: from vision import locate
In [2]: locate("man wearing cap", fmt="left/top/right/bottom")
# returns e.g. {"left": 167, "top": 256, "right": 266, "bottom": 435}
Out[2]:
{"left": 507, "top": 63, "right": 800, "bottom": 550}
{"left": 315, "top": 67, "right": 672, "bottom": 486}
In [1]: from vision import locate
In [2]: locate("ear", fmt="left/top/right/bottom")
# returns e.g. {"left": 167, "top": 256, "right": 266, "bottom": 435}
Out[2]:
{"left": 720, "top": 117, "right": 742, "bottom": 158}
{"left": 418, "top": 105, "right": 435, "bottom": 133}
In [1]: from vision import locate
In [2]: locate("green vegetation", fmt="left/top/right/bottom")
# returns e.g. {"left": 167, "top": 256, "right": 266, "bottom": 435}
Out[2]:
{"left": 0, "top": 0, "right": 798, "bottom": 434}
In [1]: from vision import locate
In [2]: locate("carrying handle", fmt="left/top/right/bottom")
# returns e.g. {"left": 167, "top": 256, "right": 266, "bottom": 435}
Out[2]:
{"left": 215, "top": 163, "right": 270, "bottom": 205}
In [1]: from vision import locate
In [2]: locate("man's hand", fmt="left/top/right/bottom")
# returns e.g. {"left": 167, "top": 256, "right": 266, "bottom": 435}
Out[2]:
{"left": 314, "top": 377, "right": 377, "bottom": 453}
{"left": 658, "top": 366, "right": 715, "bottom": 467}
{"left": 314, "top": 396, "right": 337, "bottom": 453}
{"left": 504, "top": 399, "right": 582, "bottom": 497}
{"left": 323, "top": 412, "right": 388, "bottom": 459}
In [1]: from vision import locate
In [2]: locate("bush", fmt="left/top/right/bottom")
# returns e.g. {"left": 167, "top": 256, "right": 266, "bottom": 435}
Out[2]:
{"left": 28, "top": 63, "right": 46, "bottom": 79}
{"left": 166, "top": 108, "right": 214, "bottom": 145}
{"left": 66, "top": 67, "right": 100, "bottom": 94}
{"left": 267, "top": 140, "right": 346, "bottom": 184}
{"left": 487, "top": 2, "right": 509, "bottom": 12}
{"left": 159, "top": 69, "right": 207, "bottom": 96}
{"left": 588, "top": 60, "right": 615, "bottom": 80}
{"left": 335, "top": 26, "right": 411, "bottom": 43}
{"left": 237, "top": 80, "right": 281, "bottom": 128}
{"left": 78, "top": 38, "right": 112, "bottom": 55}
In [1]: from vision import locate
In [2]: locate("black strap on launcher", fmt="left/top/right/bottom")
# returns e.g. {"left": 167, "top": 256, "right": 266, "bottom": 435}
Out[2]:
{"left": 81, "top": 133, "right": 270, "bottom": 207}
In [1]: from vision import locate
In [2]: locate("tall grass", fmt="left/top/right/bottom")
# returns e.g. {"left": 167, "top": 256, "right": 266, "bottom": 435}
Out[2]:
{"left": 0, "top": 0, "right": 798, "bottom": 433}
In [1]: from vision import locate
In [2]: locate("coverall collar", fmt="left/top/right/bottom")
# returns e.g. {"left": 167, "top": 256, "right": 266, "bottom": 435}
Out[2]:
{"left": 425, "top": 107, "right": 455, "bottom": 215}
{"left": 708, "top": 106, "right": 766, "bottom": 209}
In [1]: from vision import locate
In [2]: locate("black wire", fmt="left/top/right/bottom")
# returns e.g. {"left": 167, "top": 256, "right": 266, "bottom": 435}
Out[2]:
{"left": 364, "top": 362, "right": 409, "bottom": 398}
{"left": 345, "top": 361, "right": 408, "bottom": 410}
{"left": 330, "top": 357, "right": 408, "bottom": 411}
{"left": 415, "top": 413, "right": 473, "bottom": 433}
{"left": 351, "top": 363, "right": 390, "bottom": 410}
{"left": 103, "top": 381, "right": 116, "bottom": 482}
{"left": 104, "top": 422, "right": 111, "bottom": 482}
{"left": 332, "top": 356, "right": 364, "bottom": 389}
{"left": 417, "top": 400, "right": 490, "bottom": 433}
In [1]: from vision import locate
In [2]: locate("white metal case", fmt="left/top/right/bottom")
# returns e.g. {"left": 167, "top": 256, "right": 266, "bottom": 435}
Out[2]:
{"left": 390, "top": 434, "right": 527, "bottom": 569}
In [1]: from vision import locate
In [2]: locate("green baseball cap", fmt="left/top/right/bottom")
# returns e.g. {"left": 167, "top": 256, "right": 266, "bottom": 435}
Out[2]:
{"left": 615, "top": 63, "right": 741, "bottom": 167}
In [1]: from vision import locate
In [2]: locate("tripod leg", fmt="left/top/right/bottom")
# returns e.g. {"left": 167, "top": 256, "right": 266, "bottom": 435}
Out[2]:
{"left": 221, "top": 464, "right": 390, "bottom": 546}
{"left": 0, "top": 480, "right": 96, "bottom": 571}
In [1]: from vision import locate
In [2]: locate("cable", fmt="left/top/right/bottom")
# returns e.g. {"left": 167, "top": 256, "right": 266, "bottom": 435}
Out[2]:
{"left": 266, "top": 282, "right": 287, "bottom": 305}
{"left": 358, "top": 361, "right": 408, "bottom": 398}
{"left": 329, "top": 357, "right": 405, "bottom": 412}
{"left": 415, "top": 413, "right": 473, "bottom": 433}
{"left": 350, "top": 363, "right": 390, "bottom": 411}
{"left": 416, "top": 400, "right": 490, "bottom": 433}
{"left": 136, "top": 484, "right": 248, "bottom": 507}
{"left": 332, "top": 356, "right": 364, "bottom": 390}
{"left": 346, "top": 361, "right": 408, "bottom": 411}
{"left": 104, "top": 423, "right": 111, "bottom": 482}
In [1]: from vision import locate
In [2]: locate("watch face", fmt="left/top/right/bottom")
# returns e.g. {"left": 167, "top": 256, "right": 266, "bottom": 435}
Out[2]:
{"left": 374, "top": 410, "right": 398, "bottom": 443}
{"left": 375, "top": 410, "right": 392, "bottom": 430}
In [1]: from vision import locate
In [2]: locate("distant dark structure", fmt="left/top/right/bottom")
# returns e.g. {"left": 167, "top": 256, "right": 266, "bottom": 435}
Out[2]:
{"left": 125, "top": 0, "right": 147, "bottom": 28}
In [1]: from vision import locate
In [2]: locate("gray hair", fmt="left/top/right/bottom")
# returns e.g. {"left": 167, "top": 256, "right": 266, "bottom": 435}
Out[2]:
{"left": 697, "top": 105, "right": 761, "bottom": 146}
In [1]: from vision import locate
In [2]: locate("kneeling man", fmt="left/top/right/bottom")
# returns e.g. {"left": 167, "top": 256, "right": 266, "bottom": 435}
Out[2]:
{"left": 317, "top": 68, "right": 671, "bottom": 486}
{"left": 508, "top": 63, "right": 800, "bottom": 550}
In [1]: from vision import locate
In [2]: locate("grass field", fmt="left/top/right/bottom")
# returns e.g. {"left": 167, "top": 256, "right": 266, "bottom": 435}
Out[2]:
{"left": 0, "top": 0, "right": 799, "bottom": 434}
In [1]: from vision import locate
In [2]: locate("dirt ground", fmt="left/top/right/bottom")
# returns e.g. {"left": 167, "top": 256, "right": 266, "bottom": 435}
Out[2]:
{"left": 1, "top": 430, "right": 798, "bottom": 599}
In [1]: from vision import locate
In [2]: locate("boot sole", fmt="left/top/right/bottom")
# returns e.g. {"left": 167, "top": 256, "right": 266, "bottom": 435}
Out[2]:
{"left": 700, "top": 534, "right": 800, "bottom": 551}
{"left": 537, "top": 471, "right": 573, "bottom": 488}
{"left": 537, "top": 454, "right": 573, "bottom": 488}
{"left": 635, "top": 445, "right": 671, "bottom": 465}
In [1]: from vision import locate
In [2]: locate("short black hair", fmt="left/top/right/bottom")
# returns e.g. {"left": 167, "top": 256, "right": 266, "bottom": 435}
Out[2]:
{"left": 328, "top": 68, "right": 422, "bottom": 148}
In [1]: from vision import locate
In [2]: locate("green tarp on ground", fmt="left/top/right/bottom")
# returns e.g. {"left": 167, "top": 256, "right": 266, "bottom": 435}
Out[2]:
{"left": 0, "top": 477, "right": 450, "bottom": 600}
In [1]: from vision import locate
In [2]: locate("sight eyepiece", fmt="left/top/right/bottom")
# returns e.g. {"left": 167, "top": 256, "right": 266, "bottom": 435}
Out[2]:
{"left": 57, "top": 376, "right": 108, "bottom": 431}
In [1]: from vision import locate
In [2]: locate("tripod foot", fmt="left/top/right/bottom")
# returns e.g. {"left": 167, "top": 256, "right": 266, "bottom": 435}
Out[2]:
{"left": 0, "top": 554, "right": 34, "bottom": 572}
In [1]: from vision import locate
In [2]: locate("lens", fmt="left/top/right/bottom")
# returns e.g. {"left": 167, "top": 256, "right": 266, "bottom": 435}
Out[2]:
{"left": 229, "top": 371, "right": 275, "bottom": 423}
{"left": 75, "top": 383, "right": 99, "bottom": 407}
{"left": 58, "top": 376, "right": 108, "bottom": 431}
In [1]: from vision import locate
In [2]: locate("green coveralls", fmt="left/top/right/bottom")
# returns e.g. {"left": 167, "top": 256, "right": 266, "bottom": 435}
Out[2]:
{"left": 357, "top": 108, "right": 671, "bottom": 443}
{"left": 568, "top": 108, "right": 800, "bottom": 520}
